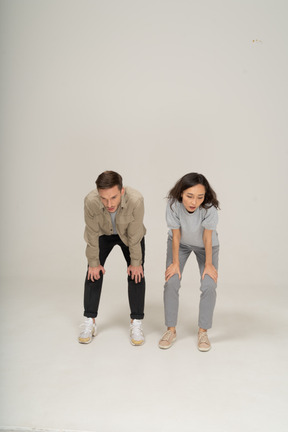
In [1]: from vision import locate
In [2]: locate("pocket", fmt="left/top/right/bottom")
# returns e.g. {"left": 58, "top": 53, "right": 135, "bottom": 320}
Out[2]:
{"left": 117, "top": 213, "right": 134, "bottom": 225}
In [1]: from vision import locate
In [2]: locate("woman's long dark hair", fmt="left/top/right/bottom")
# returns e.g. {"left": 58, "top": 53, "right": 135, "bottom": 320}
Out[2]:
{"left": 168, "top": 173, "right": 220, "bottom": 210}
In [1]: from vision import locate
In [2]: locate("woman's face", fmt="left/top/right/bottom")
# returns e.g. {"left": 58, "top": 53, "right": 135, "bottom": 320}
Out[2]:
{"left": 181, "top": 184, "right": 205, "bottom": 213}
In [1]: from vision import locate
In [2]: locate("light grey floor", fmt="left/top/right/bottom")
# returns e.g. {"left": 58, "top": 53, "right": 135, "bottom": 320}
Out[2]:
{"left": 0, "top": 276, "right": 287, "bottom": 432}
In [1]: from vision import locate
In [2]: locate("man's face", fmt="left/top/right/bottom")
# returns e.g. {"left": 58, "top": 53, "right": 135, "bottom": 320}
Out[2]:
{"left": 98, "top": 185, "right": 124, "bottom": 212}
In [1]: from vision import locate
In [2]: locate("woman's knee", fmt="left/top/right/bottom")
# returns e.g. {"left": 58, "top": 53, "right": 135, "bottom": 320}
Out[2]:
{"left": 200, "top": 275, "right": 217, "bottom": 293}
{"left": 164, "top": 274, "right": 181, "bottom": 293}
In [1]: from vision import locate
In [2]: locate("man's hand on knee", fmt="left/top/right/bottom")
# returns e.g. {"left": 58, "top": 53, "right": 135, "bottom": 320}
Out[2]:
{"left": 127, "top": 265, "right": 144, "bottom": 284}
{"left": 88, "top": 265, "right": 105, "bottom": 282}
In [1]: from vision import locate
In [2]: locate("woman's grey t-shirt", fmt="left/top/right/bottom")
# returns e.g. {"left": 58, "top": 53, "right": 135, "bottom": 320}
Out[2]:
{"left": 166, "top": 201, "right": 219, "bottom": 247}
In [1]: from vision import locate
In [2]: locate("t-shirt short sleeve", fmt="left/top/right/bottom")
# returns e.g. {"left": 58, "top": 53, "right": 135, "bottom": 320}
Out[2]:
{"left": 166, "top": 201, "right": 181, "bottom": 229}
{"left": 201, "top": 206, "right": 218, "bottom": 230}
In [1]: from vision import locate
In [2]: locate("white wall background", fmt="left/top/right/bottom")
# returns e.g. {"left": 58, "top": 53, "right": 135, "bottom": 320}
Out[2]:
{"left": 0, "top": 0, "right": 287, "bottom": 299}
{"left": 1, "top": 0, "right": 288, "bottom": 288}
{"left": 1, "top": 0, "right": 287, "bottom": 291}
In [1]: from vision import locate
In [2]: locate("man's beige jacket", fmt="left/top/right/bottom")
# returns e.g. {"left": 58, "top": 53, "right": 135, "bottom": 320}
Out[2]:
{"left": 84, "top": 186, "right": 146, "bottom": 267}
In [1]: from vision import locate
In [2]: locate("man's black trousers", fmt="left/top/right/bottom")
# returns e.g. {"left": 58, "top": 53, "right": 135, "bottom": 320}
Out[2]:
{"left": 84, "top": 235, "right": 145, "bottom": 319}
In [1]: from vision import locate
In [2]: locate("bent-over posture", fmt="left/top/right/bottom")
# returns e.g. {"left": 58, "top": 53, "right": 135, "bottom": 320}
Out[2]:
{"left": 79, "top": 171, "right": 146, "bottom": 346}
{"left": 159, "top": 173, "right": 220, "bottom": 351}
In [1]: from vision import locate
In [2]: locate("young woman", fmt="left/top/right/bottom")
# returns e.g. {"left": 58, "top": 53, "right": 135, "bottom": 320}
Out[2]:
{"left": 158, "top": 173, "right": 220, "bottom": 351}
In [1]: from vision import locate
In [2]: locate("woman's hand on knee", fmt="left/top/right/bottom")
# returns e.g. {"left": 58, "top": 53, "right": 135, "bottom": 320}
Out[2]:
{"left": 202, "top": 264, "right": 218, "bottom": 283}
{"left": 165, "top": 263, "right": 181, "bottom": 282}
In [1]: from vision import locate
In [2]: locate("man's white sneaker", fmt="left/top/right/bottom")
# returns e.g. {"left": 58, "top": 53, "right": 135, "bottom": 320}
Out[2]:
{"left": 130, "top": 319, "right": 145, "bottom": 346}
{"left": 78, "top": 317, "right": 97, "bottom": 344}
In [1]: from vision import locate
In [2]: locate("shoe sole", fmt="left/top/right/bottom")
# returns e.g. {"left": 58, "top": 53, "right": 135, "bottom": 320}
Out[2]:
{"left": 78, "top": 329, "right": 97, "bottom": 344}
{"left": 130, "top": 339, "right": 145, "bottom": 346}
{"left": 78, "top": 337, "right": 92, "bottom": 344}
{"left": 198, "top": 345, "right": 211, "bottom": 352}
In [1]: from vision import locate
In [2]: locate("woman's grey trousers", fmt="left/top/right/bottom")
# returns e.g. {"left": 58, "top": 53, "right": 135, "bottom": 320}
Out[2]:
{"left": 164, "top": 238, "right": 220, "bottom": 329}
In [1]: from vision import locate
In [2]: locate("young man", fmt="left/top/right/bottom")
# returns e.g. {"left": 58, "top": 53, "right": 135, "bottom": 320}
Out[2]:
{"left": 79, "top": 171, "right": 146, "bottom": 346}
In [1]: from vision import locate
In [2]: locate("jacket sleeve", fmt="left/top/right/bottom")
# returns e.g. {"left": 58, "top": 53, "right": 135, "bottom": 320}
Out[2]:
{"left": 126, "top": 197, "right": 145, "bottom": 266}
{"left": 84, "top": 197, "right": 100, "bottom": 267}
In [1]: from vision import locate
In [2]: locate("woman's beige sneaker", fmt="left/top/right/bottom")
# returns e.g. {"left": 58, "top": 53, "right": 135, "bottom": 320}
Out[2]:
{"left": 158, "top": 330, "right": 177, "bottom": 349}
{"left": 198, "top": 331, "right": 211, "bottom": 352}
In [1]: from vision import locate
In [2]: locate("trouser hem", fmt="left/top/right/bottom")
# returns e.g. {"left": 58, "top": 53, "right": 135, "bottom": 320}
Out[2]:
{"left": 131, "top": 314, "right": 144, "bottom": 320}
{"left": 165, "top": 322, "right": 177, "bottom": 327}
{"left": 84, "top": 312, "right": 98, "bottom": 318}
{"left": 198, "top": 323, "right": 212, "bottom": 330}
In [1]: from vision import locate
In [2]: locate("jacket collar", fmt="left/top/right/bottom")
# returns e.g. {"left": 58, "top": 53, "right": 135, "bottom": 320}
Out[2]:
{"left": 120, "top": 189, "right": 127, "bottom": 209}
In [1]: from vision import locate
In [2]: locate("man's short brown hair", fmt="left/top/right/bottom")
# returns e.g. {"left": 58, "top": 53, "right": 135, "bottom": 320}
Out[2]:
{"left": 95, "top": 171, "right": 123, "bottom": 191}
